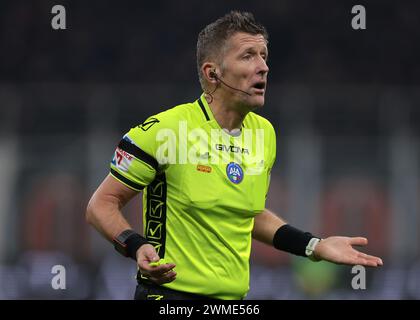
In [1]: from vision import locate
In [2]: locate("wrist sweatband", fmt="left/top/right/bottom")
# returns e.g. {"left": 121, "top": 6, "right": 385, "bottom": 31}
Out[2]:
{"left": 272, "top": 224, "right": 315, "bottom": 257}
{"left": 114, "top": 230, "right": 150, "bottom": 260}
{"left": 126, "top": 233, "right": 150, "bottom": 260}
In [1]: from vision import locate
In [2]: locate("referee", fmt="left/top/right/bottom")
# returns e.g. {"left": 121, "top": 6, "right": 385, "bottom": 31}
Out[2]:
{"left": 86, "top": 11, "right": 383, "bottom": 300}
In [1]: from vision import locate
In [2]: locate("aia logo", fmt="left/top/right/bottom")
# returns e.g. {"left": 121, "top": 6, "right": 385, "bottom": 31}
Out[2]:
{"left": 226, "top": 162, "right": 244, "bottom": 184}
{"left": 138, "top": 117, "right": 160, "bottom": 131}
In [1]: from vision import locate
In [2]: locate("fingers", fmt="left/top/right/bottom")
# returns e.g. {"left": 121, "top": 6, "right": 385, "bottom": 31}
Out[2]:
{"left": 139, "top": 263, "right": 177, "bottom": 284}
{"left": 145, "top": 263, "right": 176, "bottom": 277}
{"left": 349, "top": 237, "right": 368, "bottom": 246}
{"left": 343, "top": 257, "right": 377, "bottom": 267}
{"left": 344, "top": 252, "right": 383, "bottom": 267}
{"left": 142, "top": 245, "right": 160, "bottom": 262}
{"left": 136, "top": 244, "right": 177, "bottom": 284}
{"left": 347, "top": 238, "right": 383, "bottom": 266}
{"left": 357, "top": 252, "right": 383, "bottom": 266}
{"left": 356, "top": 259, "right": 378, "bottom": 267}
{"left": 138, "top": 254, "right": 176, "bottom": 276}
{"left": 149, "top": 270, "right": 177, "bottom": 285}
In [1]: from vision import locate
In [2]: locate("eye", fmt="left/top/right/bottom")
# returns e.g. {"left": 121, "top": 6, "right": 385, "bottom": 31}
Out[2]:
{"left": 242, "top": 54, "right": 252, "bottom": 60}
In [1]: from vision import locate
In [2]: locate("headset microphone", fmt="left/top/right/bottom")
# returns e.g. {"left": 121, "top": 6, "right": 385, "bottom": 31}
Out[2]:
{"left": 209, "top": 70, "right": 252, "bottom": 96}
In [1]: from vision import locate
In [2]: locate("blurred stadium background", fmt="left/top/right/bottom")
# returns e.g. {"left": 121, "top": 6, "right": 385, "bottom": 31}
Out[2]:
{"left": 0, "top": 0, "right": 419, "bottom": 299}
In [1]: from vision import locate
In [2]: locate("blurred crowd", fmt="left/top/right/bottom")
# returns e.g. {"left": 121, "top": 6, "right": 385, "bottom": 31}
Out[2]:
{"left": 0, "top": 0, "right": 419, "bottom": 299}
{"left": 0, "top": 1, "right": 419, "bottom": 84}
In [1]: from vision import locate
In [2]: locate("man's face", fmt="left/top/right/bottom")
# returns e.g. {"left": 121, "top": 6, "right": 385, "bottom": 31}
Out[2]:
{"left": 218, "top": 32, "right": 269, "bottom": 110}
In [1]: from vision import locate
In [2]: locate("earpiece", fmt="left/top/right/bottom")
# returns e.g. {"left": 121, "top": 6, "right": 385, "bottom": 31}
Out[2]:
{"left": 207, "top": 69, "right": 252, "bottom": 96}
{"left": 209, "top": 69, "right": 218, "bottom": 80}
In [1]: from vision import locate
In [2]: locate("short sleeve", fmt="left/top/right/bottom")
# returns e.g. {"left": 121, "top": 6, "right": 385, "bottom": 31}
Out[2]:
{"left": 109, "top": 115, "right": 167, "bottom": 191}
{"left": 265, "top": 123, "right": 277, "bottom": 197}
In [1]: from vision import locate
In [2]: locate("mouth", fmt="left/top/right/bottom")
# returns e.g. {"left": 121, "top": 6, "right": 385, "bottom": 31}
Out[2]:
{"left": 251, "top": 81, "right": 266, "bottom": 94}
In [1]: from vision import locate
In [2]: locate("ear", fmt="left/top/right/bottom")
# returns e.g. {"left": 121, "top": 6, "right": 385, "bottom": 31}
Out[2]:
{"left": 202, "top": 63, "right": 218, "bottom": 83}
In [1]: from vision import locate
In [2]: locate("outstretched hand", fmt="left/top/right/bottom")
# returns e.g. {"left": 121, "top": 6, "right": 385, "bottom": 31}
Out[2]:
{"left": 313, "top": 236, "right": 383, "bottom": 267}
{"left": 136, "top": 244, "right": 177, "bottom": 284}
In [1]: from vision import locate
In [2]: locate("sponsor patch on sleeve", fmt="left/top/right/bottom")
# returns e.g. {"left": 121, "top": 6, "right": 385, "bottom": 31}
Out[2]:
{"left": 111, "top": 147, "right": 134, "bottom": 172}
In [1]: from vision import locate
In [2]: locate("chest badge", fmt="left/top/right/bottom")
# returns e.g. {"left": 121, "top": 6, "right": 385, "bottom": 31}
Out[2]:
{"left": 226, "top": 162, "right": 244, "bottom": 184}
{"left": 197, "top": 164, "right": 212, "bottom": 173}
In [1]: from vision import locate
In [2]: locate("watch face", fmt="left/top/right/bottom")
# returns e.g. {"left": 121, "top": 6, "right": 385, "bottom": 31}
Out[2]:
{"left": 114, "top": 230, "right": 134, "bottom": 257}
{"left": 305, "top": 238, "right": 321, "bottom": 256}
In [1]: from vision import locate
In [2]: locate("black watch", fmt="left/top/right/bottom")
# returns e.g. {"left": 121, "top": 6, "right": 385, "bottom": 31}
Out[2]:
{"left": 113, "top": 229, "right": 149, "bottom": 260}
{"left": 113, "top": 230, "right": 136, "bottom": 257}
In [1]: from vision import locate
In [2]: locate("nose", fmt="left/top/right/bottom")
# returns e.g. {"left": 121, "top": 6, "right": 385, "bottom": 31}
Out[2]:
{"left": 257, "top": 56, "right": 269, "bottom": 76}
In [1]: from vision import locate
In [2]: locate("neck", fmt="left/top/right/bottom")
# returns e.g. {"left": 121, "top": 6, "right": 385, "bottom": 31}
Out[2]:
{"left": 205, "top": 94, "right": 249, "bottom": 131}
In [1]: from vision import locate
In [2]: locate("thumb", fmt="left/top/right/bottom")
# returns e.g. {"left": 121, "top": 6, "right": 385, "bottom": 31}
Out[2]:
{"left": 143, "top": 245, "right": 160, "bottom": 262}
{"left": 349, "top": 237, "right": 368, "bottom": 246}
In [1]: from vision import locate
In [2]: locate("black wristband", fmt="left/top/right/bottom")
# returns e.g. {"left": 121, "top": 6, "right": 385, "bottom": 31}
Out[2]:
{"left": 113, "top": 230, "right": 150, "bottom": 260}
{"left": 272, "top": 224, "right": 315, "bottom": 257}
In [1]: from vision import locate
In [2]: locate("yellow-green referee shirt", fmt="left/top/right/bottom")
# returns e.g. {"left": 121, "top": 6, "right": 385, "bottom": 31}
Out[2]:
{"left": 110, "top": 94, "right": 276, "bottom": 299}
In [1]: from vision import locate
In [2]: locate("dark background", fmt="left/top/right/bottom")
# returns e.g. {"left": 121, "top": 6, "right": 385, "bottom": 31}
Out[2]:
{"left": 0, "top": 0, "right": 419, "bottom": 299}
